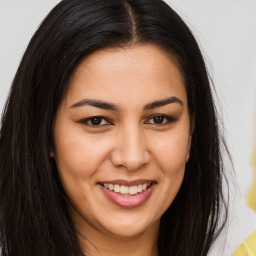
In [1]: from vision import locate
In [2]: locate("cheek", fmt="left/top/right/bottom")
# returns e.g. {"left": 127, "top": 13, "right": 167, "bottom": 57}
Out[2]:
{"left": 150, "top": 130, "right": 189, "bottom": 213}
{"left": 53, "top": 134, "right": 111, "bottom": 209}
{"left": 54, "top": 128, "right": 111, "bottom": 181}
{"left": 151, "top": 130, "right": 190, "bottom": 174}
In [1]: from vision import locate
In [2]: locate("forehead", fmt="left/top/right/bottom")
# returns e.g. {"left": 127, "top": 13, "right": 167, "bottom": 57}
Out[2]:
{"left": 64, "top": 44, "right": 187, "bottom": 109}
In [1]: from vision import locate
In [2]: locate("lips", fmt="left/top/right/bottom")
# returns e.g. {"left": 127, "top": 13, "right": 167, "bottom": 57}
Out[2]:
{"left": 98, "top": 180, "right": 156, "bottom": 208}
{"left": 102, "top": 182, "right": 151, "bottom": 195}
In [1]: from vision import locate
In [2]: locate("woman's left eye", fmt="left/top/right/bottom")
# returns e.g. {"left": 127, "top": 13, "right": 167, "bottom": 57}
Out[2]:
{"left": 145, "top": 114, "right": 177, "bottom": 125}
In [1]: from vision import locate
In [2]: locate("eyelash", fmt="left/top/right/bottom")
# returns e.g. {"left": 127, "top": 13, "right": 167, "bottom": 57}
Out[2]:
{"left": 79, "top": 116, "right": 113, "bottom": 127}
{"left": 145, "top": 114, "right": 179, "bottom": 125}
{"left": 79, "top": 114, "right": 178, "bottom": 128}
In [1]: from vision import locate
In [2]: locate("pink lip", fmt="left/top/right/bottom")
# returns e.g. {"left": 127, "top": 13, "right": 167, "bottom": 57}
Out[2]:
{"left": 99, "top": 179, "right": 155, "bottom": 186}
{"left": 99, "top": 182, "right": 156, "bottom": 208}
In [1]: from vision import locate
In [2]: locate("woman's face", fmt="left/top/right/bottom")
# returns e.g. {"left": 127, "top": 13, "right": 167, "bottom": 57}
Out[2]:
{"left": 53, "top": 44, "right": 192, "bottom": 239}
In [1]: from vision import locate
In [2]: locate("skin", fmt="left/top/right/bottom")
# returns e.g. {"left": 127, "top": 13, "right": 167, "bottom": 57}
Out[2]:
{"left": 53, "top": 44, "right": 192, "bottom": 256}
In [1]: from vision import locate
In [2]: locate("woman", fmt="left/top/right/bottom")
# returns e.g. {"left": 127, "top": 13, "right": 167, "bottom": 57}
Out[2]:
{"left": 0, "top": 0, "right": 255, "bottom": 255}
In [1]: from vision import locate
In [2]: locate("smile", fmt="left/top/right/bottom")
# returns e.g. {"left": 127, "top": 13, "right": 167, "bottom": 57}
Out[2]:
{"left": 99, "top": 180, "right": 156, "bottom": 208}
{"left": 103, "top": 183, "right": 151, "bottom": 196}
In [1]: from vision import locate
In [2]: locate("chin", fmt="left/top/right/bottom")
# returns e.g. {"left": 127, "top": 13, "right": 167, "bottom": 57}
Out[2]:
{"left": 100, "top": 215, "right": 159, "bottom": 238}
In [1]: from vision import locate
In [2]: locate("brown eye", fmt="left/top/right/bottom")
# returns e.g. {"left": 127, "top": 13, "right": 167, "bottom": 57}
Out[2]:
{"left": 152, "top": 116, "right": 164, "bottom": 124}
{"left": 79, "top": 116, "right": 112, "bottom": 127}
{"left": 145, "top": 114, "right": 178, "bottom": 126}
{"left": 90, "top": 117, "right": 103, "bottom": 126}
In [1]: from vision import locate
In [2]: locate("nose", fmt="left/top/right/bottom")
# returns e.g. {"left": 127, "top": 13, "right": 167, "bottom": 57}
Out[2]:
{"left": 110, "top": 124, "right": 150, "bottom": 171}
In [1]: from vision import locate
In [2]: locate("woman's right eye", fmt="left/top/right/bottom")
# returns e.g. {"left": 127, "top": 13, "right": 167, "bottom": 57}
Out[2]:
{"left": 79, "top": 116, "right": 112, "bottom": 127}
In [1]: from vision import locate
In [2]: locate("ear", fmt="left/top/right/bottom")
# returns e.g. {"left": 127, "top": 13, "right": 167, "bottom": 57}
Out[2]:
{"left": 50, "top": 147, "right": 55, "bottom": 158}
{"left": 186, "top": 118, "right": 195, "bottom": 162}
{"left": 186, "top": 134, "right": 192, "bottom": 162}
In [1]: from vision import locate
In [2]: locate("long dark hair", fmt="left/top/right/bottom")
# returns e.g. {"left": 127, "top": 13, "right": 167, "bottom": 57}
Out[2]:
{"left": 0, "top": 0, "right": 229, "bottom": 255}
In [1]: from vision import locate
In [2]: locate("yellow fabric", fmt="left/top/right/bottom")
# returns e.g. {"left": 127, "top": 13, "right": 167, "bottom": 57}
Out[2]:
{"left": 232, "top": 230, "right": 256, "bottom": 256}
{"left": 247, "top": 150, "right": 256, "bottom": 211}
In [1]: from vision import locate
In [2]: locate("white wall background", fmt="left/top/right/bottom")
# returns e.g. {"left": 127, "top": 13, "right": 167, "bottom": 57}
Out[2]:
{"left": 0, "top": 0, "right": 255, "bottom": 203}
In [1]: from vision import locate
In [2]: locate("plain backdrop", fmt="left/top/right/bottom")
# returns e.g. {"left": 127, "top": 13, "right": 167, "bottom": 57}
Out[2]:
{"left": 0, "top": 0, "right": 255, "bottom": 204}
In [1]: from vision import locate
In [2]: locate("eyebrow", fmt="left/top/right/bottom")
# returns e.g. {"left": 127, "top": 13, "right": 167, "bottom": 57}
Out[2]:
{"left": 70, "top": 99, "right": 118, "bottom": 111}
{"left": 143, "top": 97, "right": 183, "bottom": 110}
{"left": 69, "top": 96, "right": 183, "bottom": 111}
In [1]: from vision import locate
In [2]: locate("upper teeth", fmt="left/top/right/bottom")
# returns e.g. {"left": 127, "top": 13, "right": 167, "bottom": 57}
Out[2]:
{"left": 103, "top": 183, "right": 151, "bottom": 195}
